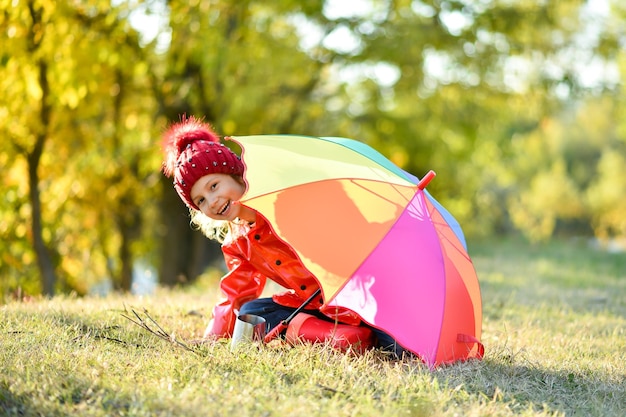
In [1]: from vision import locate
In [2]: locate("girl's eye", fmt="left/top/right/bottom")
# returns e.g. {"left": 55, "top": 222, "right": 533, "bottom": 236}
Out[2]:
{"left": 198, "top": 197, "right": 205, "bottom": 205}
{"left": 211, "top": 183, "right": 217, "bottom": 189}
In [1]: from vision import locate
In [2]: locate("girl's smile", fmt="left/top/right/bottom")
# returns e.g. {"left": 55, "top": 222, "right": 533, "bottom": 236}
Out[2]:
{"left": 190, "top": 173, "right": 255, "bottom": 223}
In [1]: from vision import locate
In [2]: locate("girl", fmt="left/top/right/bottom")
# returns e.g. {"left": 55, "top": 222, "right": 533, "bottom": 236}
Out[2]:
{"left": 161, "top": 116, "right": 404, "bottom": 355}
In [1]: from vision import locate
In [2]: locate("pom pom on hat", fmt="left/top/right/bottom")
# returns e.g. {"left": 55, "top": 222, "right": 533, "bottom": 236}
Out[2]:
{"left": 161, "top": 115, "right": 244, "bottom": 209}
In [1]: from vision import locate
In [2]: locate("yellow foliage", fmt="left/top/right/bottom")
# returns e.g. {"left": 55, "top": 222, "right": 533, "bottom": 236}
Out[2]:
{"left": 585, "top": 150, "right": 626, "bottom": 237}
{"left": 24, "top": 68, "right": 43, "bottom": 101}
{"left": 389, "top": 147, "right": 408, "bottom": 169}
{"left": 222, "top": 120, "right": 238, "bottom": 135}
{"left": 125, "top": 113, "right": 139, "bottom": 130}
{"left": 508, "top": 159, "right": 584, "bottom": 241}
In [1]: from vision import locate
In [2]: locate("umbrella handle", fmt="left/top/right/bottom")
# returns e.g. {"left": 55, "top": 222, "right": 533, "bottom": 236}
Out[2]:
{"left": 264, "top": 321, "right": 287, "bottom": 343}
{"left": 263, "top": 288, "right": 322, "bottom": 344}
{"left": 417, "top": 170, "right": 436, "bottom": 190}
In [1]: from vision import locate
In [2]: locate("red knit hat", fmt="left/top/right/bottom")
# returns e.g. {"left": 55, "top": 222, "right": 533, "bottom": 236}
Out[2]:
{"left": 161, "top": 115, "right": 244, "bottom": 210}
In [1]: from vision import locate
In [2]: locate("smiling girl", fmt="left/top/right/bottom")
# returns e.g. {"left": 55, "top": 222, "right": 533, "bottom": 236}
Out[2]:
{"left": 161, "top": 116, "right": 403, "bottom": 355}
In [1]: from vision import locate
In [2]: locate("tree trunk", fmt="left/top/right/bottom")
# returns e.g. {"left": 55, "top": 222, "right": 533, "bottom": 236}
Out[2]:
{"left": 117, "top": 215, "right": 135, "bottom": 292}
{"left": 189, "top": 227, "right": 223, "bottom": 282}
{"left": 158, "top": 175, "right": 194, "bottom": 286}
{"left": 116, "top": 196, "right": 143, "bottom": 292}
{"left": 28, "top": 60, "right": 57, "bottom": 296}
{"left": 158, "top": 175, "right": 222, "bottom": 286}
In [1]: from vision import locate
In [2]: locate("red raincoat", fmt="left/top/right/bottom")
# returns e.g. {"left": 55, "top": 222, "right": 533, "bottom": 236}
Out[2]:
{"left": 205, "top": 213, "right": 362, "bottom": 337}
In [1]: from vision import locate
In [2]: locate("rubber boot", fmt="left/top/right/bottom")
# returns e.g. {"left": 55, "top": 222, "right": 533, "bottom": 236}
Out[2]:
{"left": 285, "top": 313, "right": 374, "bottom": 354}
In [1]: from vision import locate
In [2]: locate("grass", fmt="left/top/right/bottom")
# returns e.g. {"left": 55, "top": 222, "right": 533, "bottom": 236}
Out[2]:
{"left": 1, "top": 238, "right": 625, "bottom": 416}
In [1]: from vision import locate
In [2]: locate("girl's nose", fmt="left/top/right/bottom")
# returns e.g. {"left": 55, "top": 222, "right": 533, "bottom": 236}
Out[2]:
{"left": 209, "top": 195, "right": 219, "bottom": 209}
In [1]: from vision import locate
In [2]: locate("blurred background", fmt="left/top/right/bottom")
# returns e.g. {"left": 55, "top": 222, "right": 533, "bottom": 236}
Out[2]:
{"left": 1, "top": 0, "right": 625, "bottom": 298}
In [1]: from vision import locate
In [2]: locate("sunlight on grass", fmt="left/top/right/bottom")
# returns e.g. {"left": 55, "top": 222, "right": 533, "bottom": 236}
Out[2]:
{"left": 1, "top": 238, "right": 625, "bottom": 416}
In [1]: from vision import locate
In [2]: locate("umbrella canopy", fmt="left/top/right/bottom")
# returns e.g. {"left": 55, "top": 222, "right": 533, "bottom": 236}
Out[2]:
{"left": 231, "top": 134, "right": 483, "bottom": 367}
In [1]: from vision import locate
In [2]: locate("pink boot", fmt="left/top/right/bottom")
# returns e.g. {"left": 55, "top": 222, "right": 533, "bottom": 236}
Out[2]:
{"left": 285, "top": 313, "right": 374, "bottom": 354}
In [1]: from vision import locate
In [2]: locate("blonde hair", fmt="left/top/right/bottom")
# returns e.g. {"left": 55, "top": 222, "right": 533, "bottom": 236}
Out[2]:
{"left": 190, "top": 210, "right": 230, "bottom": 243}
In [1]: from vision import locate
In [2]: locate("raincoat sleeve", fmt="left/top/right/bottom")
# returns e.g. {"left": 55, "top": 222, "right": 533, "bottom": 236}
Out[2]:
{"left": 204, "top": 241, "right": 267, "bottom": 338}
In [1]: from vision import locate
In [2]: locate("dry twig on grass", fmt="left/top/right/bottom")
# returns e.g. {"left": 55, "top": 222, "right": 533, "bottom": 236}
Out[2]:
{"left": 121, "top": 307, "right": 197, "bottom": 353}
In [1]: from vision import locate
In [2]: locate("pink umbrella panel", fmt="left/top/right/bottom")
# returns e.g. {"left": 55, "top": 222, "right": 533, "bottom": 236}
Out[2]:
{"left": 328, "top": 188, "right": 483, "bottom": 367}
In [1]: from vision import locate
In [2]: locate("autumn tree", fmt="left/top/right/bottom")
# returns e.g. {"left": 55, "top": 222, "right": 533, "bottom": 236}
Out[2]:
{"left": 0, "top": 0, "right": 159, "bottom": 295}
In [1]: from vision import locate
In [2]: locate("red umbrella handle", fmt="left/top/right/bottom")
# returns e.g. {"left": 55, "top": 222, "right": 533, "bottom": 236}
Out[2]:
{"left": 263, "top": 288, "right": 322, "bottom": 344}
{"left": 417, "top": 170, "right": 436, "bottom": 190}
{"left": 264, "top": 321, "right": 287, "bottom": 343}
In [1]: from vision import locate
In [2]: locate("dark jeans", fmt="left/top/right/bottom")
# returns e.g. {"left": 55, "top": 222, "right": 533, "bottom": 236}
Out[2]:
{"left": 240, "top": 297, "right": 406, "bottom": 357}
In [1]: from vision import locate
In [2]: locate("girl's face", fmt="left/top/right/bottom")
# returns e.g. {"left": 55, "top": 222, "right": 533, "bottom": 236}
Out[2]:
{"left": 190, "top": 173, "right": 246, "bottom": 221}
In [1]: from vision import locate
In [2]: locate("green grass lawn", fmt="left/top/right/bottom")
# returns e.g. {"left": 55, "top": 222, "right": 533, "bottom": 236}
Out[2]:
{"left": 1, "top": 238, "right": 625, "bottom": 416}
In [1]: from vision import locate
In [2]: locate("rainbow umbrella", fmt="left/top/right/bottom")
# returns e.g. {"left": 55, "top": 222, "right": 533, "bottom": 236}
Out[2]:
{"left": 230, "top": 134, "right": 483, "bottom": 367}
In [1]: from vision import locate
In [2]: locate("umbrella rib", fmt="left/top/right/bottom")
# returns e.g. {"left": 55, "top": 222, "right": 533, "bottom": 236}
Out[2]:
{"left": 347, "top": 178, "right": 415, "bottom": 206}
{"left": 425, "top": 204, "right": 474, "bottom": 262}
